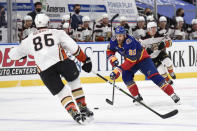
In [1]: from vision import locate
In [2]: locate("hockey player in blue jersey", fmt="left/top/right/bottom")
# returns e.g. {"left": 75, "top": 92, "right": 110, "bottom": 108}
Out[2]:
{"left": 107, "top": 26, "right": 180, "bottom": 104}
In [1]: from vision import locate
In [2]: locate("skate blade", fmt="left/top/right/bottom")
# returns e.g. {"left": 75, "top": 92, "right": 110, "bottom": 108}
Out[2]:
{"left": 84, "top": 116, "right": 94, "bottom": 124}
{"left": 175, "top": 101, "right": 181, "bottom": 105}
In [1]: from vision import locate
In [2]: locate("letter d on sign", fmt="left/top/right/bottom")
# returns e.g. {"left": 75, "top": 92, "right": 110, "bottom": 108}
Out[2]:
{"left": 189, "top": 46, "right": 195, "bottom": 66}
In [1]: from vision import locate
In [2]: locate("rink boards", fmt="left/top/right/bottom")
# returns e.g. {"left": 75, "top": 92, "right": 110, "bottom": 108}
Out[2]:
{"left": 0, "top": 41, "right": 197, "bottom": 88}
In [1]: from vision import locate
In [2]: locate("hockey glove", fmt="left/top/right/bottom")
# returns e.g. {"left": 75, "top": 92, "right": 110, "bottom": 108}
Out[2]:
{"left": 108, "top": 55, "right": 119, "bottom": 67}
{"left": 158, "top": 42, "right": 165, "bottom": 50}
{"left": 110, "top": 67, "right": 122, "bottom": 80}
{"left": 146, "top": 47, "right": 153, "bottom": 54}
{"left": 82, "top": 57, "right": 92, "bottom": 73}
{"left": 164, "top": 40, "right": 172, "bottom": 48}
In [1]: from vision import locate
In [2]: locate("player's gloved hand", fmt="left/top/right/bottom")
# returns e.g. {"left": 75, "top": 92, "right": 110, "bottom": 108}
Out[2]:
{"left": 110, "top": 67, "right": 122, "bottom": 80}
{"left": 109, "top": 55, "right": 119, "bottom": 67}
{"left": 146, "top": 47, "right": 153, "bottom": 54}
{"left": 82, "top": 57, "right": 92, "bottom": 73}
{"left": 158, "top": 42, "right": 165, "bottom": 50}
{"left": 164, "top": 40, "right": 172, "bottom": 48}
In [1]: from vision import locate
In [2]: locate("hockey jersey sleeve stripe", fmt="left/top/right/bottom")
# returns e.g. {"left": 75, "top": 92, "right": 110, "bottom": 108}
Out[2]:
{"left": 58, "top": 45, "right": 63, "bottom": 61}
{"left": 73, "top": 46, "right": 87, "bottom": 63}
{"left": 73, "top": 46, "right": 81, "bottom": 56}
{"left": 60, "top": 47, "right": 68, "bottom": 60}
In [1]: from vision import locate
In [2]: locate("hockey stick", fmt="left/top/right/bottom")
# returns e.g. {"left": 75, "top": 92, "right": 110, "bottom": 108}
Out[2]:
{"left": 106, "top": 79, "right": 115, "bottom": 105}
{"left": 92, "top": 71, "right": 178, "bottom": 119}
{"left": 110, "top": 14, "right": 119, "bottom": 35}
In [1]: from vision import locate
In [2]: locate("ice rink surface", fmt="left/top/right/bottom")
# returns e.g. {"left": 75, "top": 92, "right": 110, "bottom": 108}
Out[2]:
{"left": 0, "top": 78, "right": 197, "bottom": 131}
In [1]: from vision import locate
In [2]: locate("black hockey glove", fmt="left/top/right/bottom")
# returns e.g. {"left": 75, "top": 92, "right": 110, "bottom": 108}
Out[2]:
{"left": 158, "top": 42, "right": 165, "bottom": 50}
{"left": 146, "top": 47, "right": 153, "bottom": 54}
{"left": 82, "top": 57, "right": 92, "bottom": 73}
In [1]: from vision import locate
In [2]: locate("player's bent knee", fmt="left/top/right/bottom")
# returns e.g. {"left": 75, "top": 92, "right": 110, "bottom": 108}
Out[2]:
{"left": 149, "top": 74, "right": 166, "bottom": 87}
{"left": 68, "top": 77, "right": 81, "bottom": 90}
{"left": 56, "top": 85, "right": 71, "bottom": 100}
{"left": 162, "top": 57, "right": 172, "bottom": 67}
{"left": 124, "top": 80, "right": 135, "bottom": 87}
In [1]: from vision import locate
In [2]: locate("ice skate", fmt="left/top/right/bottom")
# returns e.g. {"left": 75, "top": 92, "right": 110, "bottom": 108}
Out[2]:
{"left": 133, "top": 94, "right": 144, "bottom": 106}
{"left": 171, "top": 93, "right": 181, "bottom": 104}
{"left": 68, "top": 109, "right": 86, "bottom": 124}
{"left": 78, "top": 103, "right": 94, "bottom": 123}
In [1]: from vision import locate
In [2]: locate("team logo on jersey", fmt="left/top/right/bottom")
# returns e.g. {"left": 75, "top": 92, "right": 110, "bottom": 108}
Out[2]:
{"left": 126, "top": 39, "right": 132, "bottom": 44}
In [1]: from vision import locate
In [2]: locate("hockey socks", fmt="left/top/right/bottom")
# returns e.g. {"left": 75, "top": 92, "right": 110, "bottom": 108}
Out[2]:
{"left": 160, "top": 83, "right": 174, "bottom": 96}
{"left": 56, "top": 86, "right": 79, "bottom": 116}
{"left": 68, "top": 77, "right": 94, "bottom": 119}
{"left": 161, "top": 73, "right": 173, "bottom": 85}
{"left": 127, "top": 83, "right": 139, "bottom": 97}
{"left": 68, "top": 77, "right": 87, "bottom": 108}
{"left": 167, "top": 67, "right": 176, "bottom": 79}
{"left": 56, "top": 86, "right": 87, "bottom": 124}
{"left": 72, "top": 88, "right": 86, "bottom": 107}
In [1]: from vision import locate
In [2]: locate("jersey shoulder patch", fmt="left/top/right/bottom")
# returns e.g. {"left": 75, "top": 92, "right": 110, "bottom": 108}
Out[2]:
{"left": 126, "top": 38, "right": 132, "bottom": 44}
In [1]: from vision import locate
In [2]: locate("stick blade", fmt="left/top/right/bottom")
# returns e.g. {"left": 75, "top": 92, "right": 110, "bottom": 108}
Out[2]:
{"left": 106, "top": 99, "right": 113, "bottom": 105}
{"left": 160, "top": 109, "right": 178, "bottom": 119}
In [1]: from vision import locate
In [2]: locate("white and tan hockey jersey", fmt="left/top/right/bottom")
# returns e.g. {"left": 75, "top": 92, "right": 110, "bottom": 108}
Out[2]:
{"left": 9, "top": 28, "right": 81, "bottom": 71}
{"left": 140, "top": 32, "right": 170, "bottom": 58}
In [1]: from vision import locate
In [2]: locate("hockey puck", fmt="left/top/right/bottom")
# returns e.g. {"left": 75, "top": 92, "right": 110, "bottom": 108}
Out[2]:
{"left": 94, "top": 107, "right": 99, "bottom": 110}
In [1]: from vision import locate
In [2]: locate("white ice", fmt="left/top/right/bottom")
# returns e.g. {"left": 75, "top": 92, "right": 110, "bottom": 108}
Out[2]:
{"left": 0, "top": 78, "right": 197, "bottom": 131}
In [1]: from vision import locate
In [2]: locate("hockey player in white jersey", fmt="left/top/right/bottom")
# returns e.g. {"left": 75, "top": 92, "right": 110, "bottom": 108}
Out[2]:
{"left": 9, "top": 14, "right": 93, "bottom": 124}
{"left": 140, "top": 22, "right": 176, "bottom": 85}
{"left": 18, "top": 15, "right": 37, "bottom": 42}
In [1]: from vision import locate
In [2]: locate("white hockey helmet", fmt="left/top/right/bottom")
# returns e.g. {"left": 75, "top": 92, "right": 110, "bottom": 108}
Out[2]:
{"left": 176, "top": 16, "right": 184, "bottom": 23}
{"left": 192, "top": 19, "right": 197, "bottom": 25}
{"left": 62, "top": 23, "right": 69, "bottom": 29}
{"left": 147, "top": 21, "right": 157, "bottom": 29}
{"left": 120, "top": 16, "right": 127, "bottom": 21}
{"left": 137, "top": 16, "right": 145, "bottom": 22}
{"left": 24, "top": 15, "right": 32, "bottom": 21}
{"left": 147, "top": 15, "right": 155, "bottom": 22}
{"left": 35, "top": 14, "right": 50, "bottom": 28}
{"left": 62, "top": 15, "right": 70, "bottom": 21}
{"left": 102, "top": 13, "right": 109, "bottom": 19}
{"left": 159, "top": 16, "right": 167, "bottom": 22}
{"left": 82, "top": 16, "right": 91, "bottom": 22}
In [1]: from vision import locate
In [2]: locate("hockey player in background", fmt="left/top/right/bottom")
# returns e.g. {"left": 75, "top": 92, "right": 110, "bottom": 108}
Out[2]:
{"left": 18, "top": 15, "right": 37, "bottom": 42}
{"left": 188, "top": 19, "right": 197, "bottom": 40}
{"left": 169, "top": 16, "right": 186, "bottom": 40}
{"left": 132, "top": 16, "right": 146, "bottom": 40}
{"left": 58, "top": 14, "right": 71, "bottom": 29}
{"left": 107, "top": 26, "right": 180, "bottom": 105}
{"left": 119, "top": 16, "right": 132, "bottom": 35}
{"left": 9, "top": 14, "right": 93, "bottom": 124}
{"left": 158, "top": 16, "right": 169, "bottom": 36}
{"left": 95, "top": 13, "right": 112, "bottom": 41}
{"left": 62, "top": 22, "right": 75, "bottom": 40}
{"left": 140, "top": 22, "right": 176, "bottom": 85}
{"left": 75, "top": 16, "right": 93, "bottom": 42}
